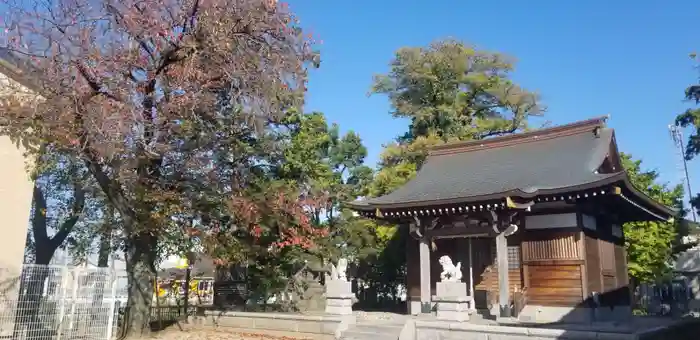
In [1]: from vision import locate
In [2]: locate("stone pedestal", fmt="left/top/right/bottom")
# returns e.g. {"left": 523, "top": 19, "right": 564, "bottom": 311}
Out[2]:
{"left": 297, "top": 272, "right": 326, "bottom": 312}
{"left": 325, "top": 280, "right": 353, "bottom": 315}
{"left": 435, "top": 281, "right": 471, "bottom": 322}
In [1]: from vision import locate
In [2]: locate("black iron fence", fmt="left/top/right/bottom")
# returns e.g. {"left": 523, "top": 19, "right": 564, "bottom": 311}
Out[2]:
{"left": 114, "top": 304, "right": 196, "bottom": 339}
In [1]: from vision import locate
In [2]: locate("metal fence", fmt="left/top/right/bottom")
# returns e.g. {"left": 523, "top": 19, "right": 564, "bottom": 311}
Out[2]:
{"left": 0, "top": 264, "right": 125, "bottom": 340}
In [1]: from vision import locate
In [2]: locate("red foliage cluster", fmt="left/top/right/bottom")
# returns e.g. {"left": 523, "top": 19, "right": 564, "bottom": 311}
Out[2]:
{"left": 185, "top": 227, "right": 202, "bottom": 237}
{"left": 228, "top": 190, "right": 329, "bottom": 251}
{"left": 212, "top": 258, "right": 227, "bottom": 266}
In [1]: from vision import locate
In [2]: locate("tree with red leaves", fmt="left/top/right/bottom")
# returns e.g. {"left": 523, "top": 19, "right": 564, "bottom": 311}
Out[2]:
{"left": 0, "top": 0, "right": 319, "bottom": 336}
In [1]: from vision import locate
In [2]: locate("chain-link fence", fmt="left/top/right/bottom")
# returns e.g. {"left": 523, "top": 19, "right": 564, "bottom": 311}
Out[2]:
{"left": 0, "top": 264, "right": 126, "bottom": 340}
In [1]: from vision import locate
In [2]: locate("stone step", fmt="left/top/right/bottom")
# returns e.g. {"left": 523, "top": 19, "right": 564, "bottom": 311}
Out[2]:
{"left": 349, "top": 323, "right": 404, "bottom": 333}
{"left": 341, "top": 331, "right": 400, "bottom": 340}
{"left": 340, "top": 323, "right": 403, "bottom": 340}
{"left": 341, "top": 335, "right": 395, "bottom": 340}
{"left": 341, "top": 335, "right": 397, "bottom": 340}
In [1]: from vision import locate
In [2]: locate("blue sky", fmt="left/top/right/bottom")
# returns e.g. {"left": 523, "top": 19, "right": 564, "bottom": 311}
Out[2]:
{"left": 290, "top": 0, "right": 700, "bottom": 206}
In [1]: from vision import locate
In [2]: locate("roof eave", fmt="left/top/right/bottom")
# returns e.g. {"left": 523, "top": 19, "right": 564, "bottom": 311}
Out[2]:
{"left": 345, "top": 173, "right": 629, "bottom": 212}
{"left": 617, "top": 176, "right": 677, "bottom": 222}
{"left": 348, "top": 173, "right": 676, "bottom": 222}
{"left": 344, "top": 201, "right": 374, "bottom": 212}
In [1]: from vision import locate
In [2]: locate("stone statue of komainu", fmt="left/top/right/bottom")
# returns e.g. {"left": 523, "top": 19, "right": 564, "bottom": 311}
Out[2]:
{"left": 439, "top": 255, "right": 462, "bottom": 282}
{"left": 329, "top": 258, "right": 348, "bottom": 281}
{"left": 682, "top": 235, "right": 700, "bottom": 250}
{"left": 682, "top": 235, "right": 698, "bottom": 245}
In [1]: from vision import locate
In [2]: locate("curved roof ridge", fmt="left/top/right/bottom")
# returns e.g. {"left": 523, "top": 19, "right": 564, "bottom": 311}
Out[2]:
{"left": 429, "top": 115, "right": 610, "bottom": 156}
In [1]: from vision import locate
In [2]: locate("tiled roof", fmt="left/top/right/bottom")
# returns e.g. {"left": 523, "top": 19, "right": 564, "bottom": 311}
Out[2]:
{"left": 349, "top": 117, "right": 674, "bottom": 221}
{"left": 365, "top": 123, "right": 618, "bottom": 207}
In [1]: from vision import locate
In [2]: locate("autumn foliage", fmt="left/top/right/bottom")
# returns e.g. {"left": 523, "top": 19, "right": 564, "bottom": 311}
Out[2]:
{"left": 0, "top": 0, "right": 323, "bottom": 335}
{"left": 0, "top": 0, "right": 322, "bottom": 242}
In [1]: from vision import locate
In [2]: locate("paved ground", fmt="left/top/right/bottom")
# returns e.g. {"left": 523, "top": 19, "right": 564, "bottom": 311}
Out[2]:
{"left": 125, "top": 321, "right": 312, "bottom": 340}
{"left": 144, "top": 326, "right": 312, "bottom": 340}
{"left": 137, "top": 311, "right": 698, "bottom": 339}
{"left": 354, "top": 310, "right": 684, "bottom": 332}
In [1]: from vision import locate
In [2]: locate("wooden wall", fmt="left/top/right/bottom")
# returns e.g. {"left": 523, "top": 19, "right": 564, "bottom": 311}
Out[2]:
{"left": 585, "top": 234, "right": 601, "bottom": 295}
{"left": 520, "top": 213, "right": 631, "bottom": 309}
{"left": 582, "top": 216, "right": 630, "bottom": 307}
{"left": 600, "top": 240, "right": 617, "bottom": 292}
{"left": 521, "top": 230, "right": 585, "bottom": 306}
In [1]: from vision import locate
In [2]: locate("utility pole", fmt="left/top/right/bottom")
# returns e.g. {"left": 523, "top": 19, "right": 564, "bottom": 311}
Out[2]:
{"left": 669, "top": 125, "right": 696, "bottom": 222}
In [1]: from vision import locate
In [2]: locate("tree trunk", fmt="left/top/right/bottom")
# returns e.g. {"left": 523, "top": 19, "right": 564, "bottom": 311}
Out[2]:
{"left": 124, "top": 232, "right": 158, "bottom": 337}
{"left": 76, "top": 79, "right": 164, "bottom": 337}
{"left": 97, "top": 233, "right": 111, "bottom": 268}
{"left": 81, "top": 177, "right": 157, "bottom": 337}
{"left": 89, "top": 218, "right": 113, "bottom": 329}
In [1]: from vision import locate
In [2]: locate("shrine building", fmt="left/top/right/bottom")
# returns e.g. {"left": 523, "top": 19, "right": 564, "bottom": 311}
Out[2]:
{"left": 347, "top": 116, "right": 676, "bottom": 323}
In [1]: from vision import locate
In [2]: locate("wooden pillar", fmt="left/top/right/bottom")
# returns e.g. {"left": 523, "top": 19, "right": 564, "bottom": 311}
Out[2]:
{"left": 496, "top": 232, "right": 511, "bottom": 317}
{"left": 468, "top": 237, "right": 476, "bottom": 312}
{"left": 405, "top": 234, "right": 420, "bottom": 315}
{"left": 419, "top": 237, "right": 432, "bottom": 313}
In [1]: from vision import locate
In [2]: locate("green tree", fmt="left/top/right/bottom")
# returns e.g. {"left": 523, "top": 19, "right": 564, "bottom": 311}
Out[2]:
{"left": 178, "top": 109, "right": 375, "bottom": 309}
{"left": 273, "top": 111, "right": 379, "bottom": 275}
{"left": 275, "top": 111, "right": 375, "bottom": 259}
{"left": 673, "top": 53, "right": 700, "bottom": 221}
{"left": 354, "top": 39, "right": 545, "bottom": 307}
{"left": 369, "top": 39, "right": 544, "bottom": 195}
{"left": 621, "top": 153, "right": 684, "bottom": 283}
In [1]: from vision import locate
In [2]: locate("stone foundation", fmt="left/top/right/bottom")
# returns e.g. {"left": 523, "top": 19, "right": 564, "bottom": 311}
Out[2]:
{"left": 517, "top": 305, "right": 631, "bottom": 324}
{"left": 325, "top": 280, "right": 353, "bottom": 315}
{"left": 193, "top": 309, "right": 695, "bottom": 340}
{"left": 298, "top": 272, "right": 326, "bottom": 312}
{"left": 195, "top": 311, "right": 354, "bottom": 340}
{"left": 435, "top": 296, "right": 471, "bottom": 322}
{"left": 434, "top": 282, "right": 471, "bottom": 322}
{"left": 408, "top": 298, "right": 422, "bottom": 316}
